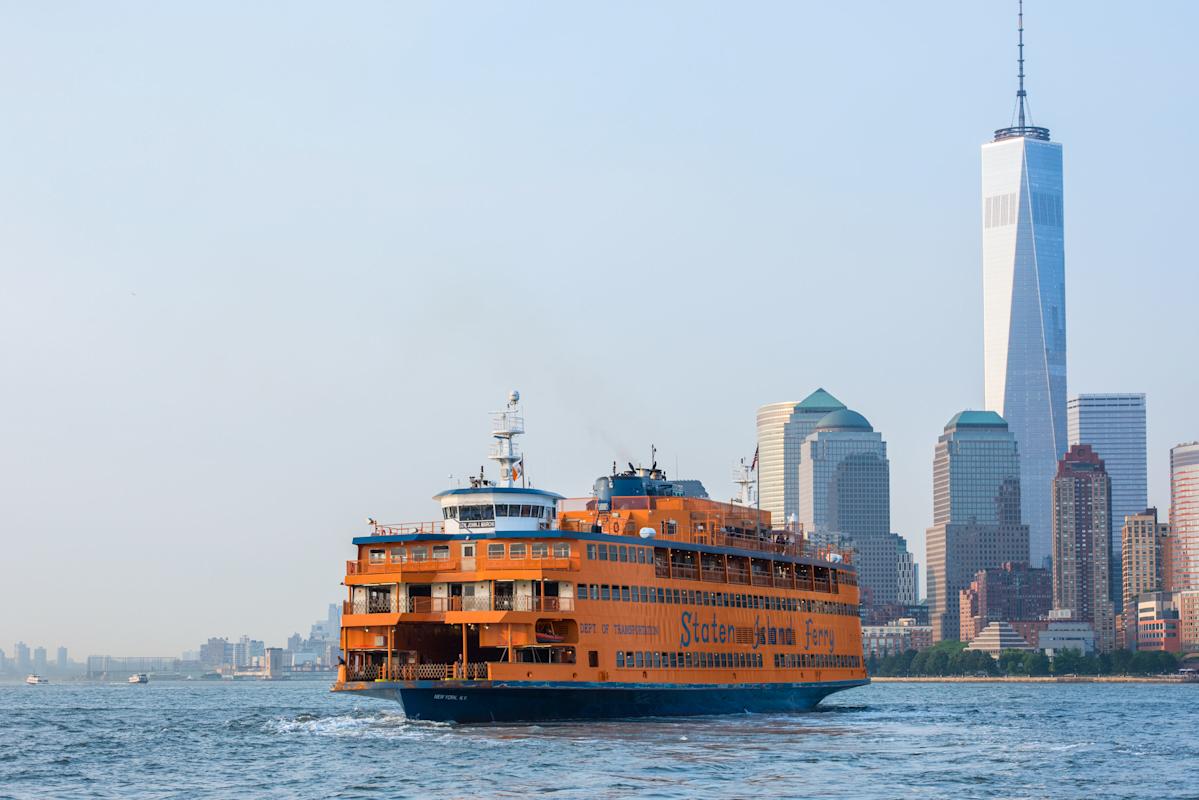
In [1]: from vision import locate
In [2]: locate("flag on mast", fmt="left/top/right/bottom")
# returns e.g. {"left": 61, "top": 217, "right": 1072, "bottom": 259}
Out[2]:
{"left": 750, "top": 446, "right": 759, "bottom": 471}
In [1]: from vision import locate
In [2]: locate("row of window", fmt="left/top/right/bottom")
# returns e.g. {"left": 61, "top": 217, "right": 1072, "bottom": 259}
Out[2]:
{"left": 574, "top": 583, "right": 857, "bottom": 617}
{"left": 369, "top": 545, "right": 451, "bottom": 564}
{"left": 773, "top": 653, "right": 860, "bottom": 669}
{"left": 586, "top": 543, "right": 653, "bottom": 564}
{"left": 616, "top": 650, "right": 763, "bottom": 670}
{"left": 369, "top": 542, "right": 572, "bottom": 564}
{"left": 443, "top": 504, "right": 554, "bottom": 521}
{"left": 486, "top": 542, "right": 571, "bottom": 560}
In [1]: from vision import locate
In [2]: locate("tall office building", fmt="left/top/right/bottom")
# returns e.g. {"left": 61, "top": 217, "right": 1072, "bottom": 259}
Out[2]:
{"left": 33, "top": 647, "right": 47, "bottom": 673}
{"left": 14, "top": 642, "right": 31, "bottom": 672}
{"left": 1052, "top": 445, "right": 1115, "bottom": 653}
{"left": 981, "top": 5, "right": 1066, "bottom": 569}
{"left": 1068, "top": 393, "right": 1148, "bottom": 610}
{"left": 1121, "top": 508, "right": 1169, "bottom": 649}
{"left": 756, "top": 389, "right": 846, "bottom": 527}
{"left": 925, "top": 411, "right": 1030, "bottom": 641}
{"left": 795, "top": 407, "right": 895, "bottom": 613}
{"left": 1170, "top": 442, "right": 1199, "bottom": 591}
{"left": 56, "top": 646, "right": 68, "bottom": 671}
{"left": 897, "top": 547, "right": 919, "bottom": 606}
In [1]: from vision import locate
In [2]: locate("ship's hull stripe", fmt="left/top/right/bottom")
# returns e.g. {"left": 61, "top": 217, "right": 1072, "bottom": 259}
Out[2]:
{"left": 340, "top": 678, "right": 868, "bottom": 723}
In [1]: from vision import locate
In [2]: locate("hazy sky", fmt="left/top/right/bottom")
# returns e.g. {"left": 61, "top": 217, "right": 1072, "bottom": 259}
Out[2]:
{"left": 3, "top": 2, "right": 1197, "bottom": 657}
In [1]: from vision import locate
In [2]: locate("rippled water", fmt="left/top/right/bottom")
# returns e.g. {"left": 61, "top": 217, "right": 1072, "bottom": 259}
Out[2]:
{"left": 2, "top": 678, "right": 1197, "bottom": 799}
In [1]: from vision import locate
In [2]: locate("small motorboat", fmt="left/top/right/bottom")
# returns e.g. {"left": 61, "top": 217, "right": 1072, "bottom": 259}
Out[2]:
{"left": 25, "top": 674, "right": 49, "bottom": 685}
{"left": 128, "top": 673, "right": 149, "bottom": 684}
{"left": 535, "top": 629, "right": 565, "bottom": 644}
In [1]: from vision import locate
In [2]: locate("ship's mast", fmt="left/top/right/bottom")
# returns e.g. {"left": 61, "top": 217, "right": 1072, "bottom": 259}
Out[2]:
{"left": 732, "top": 458, "right": 756, "bottom": 506}
{"left": 489, "top": 390, "right": 525, "bottom": 488}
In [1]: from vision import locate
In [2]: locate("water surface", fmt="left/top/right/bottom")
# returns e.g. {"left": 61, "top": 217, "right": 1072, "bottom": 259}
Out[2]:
{"left": 2, "top": 679, "right": 1196, "bottom": 799}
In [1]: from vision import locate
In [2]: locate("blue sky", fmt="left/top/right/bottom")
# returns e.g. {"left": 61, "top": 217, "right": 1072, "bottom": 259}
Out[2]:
{"left": 2, "top": 1, "right": 1196, "bottom": 655}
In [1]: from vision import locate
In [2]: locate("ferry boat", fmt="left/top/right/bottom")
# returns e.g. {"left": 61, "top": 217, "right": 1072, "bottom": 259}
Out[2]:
{"left": 128, "top": 673, "right": 149, "bottom": 684}
{"left": 25, "top": 674, "right": 48, "bottom": 685}
{"left": 333, "top": 393, "right": 868, "bottom": 722}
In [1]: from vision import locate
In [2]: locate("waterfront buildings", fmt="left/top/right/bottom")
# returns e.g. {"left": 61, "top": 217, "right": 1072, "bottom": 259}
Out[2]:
{"left": 1038, "top": 617, "right": 1096, "bottom": 657}
{"left": 1068, "top": 393, "right": 1148, "bottom": 609}
{"left": 964, "top": 621, "right": 1033, "bottom": 658}
{"left": 33, "top": 646, "right": 47, "bottom": 673}
{"left": 1051, "top": 445, "right": 1115, "bottom": 653}
{"left": 56, "top": 647, "right": 67, "bottom": 671}
{"left": 1135, "top": 593, "right": 1182, "bottom": 653}
{"left": 861, "top": 619, "right": 934, "bottom": 659}
{"left": 959, "top": 562, "right": 1051, "bottom": 643}
{"left": 1170, "top": 442, "right": 1199, "bottom": 591}
{"left": 925, "top": 411, "right": 1030, "bottom": 641}
{"left": 981, "top": 9, "right": 1067, "bottom": 570}
{"left": 756, "top": 389, "right": 846, "bottom": 528}
{"left": 1120, "top": 509, "right": 1169, "bottom": 648}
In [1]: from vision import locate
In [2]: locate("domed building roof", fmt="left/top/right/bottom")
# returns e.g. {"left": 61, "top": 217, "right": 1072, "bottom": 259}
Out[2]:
{"left": 814, "top": 409, "right": 873, "bottom": 432}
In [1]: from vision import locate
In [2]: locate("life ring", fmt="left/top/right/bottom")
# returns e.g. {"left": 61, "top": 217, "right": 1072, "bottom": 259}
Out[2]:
{"left": 609, "top": 521, "right": 621, "bottom": 534}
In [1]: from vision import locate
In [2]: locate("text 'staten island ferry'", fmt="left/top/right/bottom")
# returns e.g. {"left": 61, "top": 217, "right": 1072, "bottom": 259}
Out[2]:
{"left": 332, "top": 393, "right": 868, "bottom": 722}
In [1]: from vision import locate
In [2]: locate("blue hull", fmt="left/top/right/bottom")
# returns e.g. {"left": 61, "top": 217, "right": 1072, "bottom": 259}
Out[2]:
{"left": 339, "top": 679, "right": 868, "bottom": 723}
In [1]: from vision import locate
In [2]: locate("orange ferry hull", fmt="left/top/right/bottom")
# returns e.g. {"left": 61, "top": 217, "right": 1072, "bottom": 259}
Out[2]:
{"left": 336, "top": 678, "right": 869, "bottom": 724}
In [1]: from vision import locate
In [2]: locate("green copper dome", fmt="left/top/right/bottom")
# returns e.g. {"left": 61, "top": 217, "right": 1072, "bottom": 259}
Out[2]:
{"left": 814, "top": 408, "right": 872, "bottom": 432}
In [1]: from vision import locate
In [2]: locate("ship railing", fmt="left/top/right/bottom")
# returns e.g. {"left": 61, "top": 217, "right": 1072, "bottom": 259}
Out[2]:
{"left": 345, "top": 595, "right": 577, "bottom": 615}
{"left": 750, "top": 572, "right": 773, "bottom": 587}
{"left": 700, "top": 567, "right": 726, "bottom": 583}
{"left": 726, "top": 567, "right": 750, "bottom": 585}
{"left": 347, "top": 558, "right": 462, "bottom": 575}
{"left": 485, "top": 556, "right": 578, "bottom": 571}
{"left": 669, "top": 563, "right": 698, "bottom": 581}
{"left": 346, "top": 662, "right": 490, "bottom": 682}
{"left": 367, "top": 521, "right": 446, "bottom": 536}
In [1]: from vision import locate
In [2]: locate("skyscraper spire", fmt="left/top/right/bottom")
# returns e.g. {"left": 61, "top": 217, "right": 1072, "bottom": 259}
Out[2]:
{"left": 1017, "top": 0, "right": 1027, "bottom": 128}
{"left": 994, "top": 0, "right": 1049, "bottom": 141}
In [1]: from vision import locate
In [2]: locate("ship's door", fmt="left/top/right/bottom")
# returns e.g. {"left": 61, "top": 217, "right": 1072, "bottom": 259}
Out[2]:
{"left": 461, "top": 543, "right": 476, "bottom": 571}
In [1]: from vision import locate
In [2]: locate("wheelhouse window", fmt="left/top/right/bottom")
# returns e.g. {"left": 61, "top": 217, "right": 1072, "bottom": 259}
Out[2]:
{"left": 487, "top": 543, "right": 505, "bottom": 559}
{"left": 410, "top": 546, "right": 429, "bottom": 562}
{"left": 552, "top": 542, "right": 570, "bottom": 558}
{"left": 432, "top": 545, "right": 450, "bottom": 560}
{"left": 509, "top": 542, "right": 527, "bottom": 559}
{"left": 368, "top": 548, "right": 386, "bottom": 564}
{"left": 390, "top": 547, "right": 406, "bottom": 563}
{"left": 459, "top": 504, "right": 495, "bottom": 522}
{"left": 531, "top": 542, "right": 549, "bottom": 558}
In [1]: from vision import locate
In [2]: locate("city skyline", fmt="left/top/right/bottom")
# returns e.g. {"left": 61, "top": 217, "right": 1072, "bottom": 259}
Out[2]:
{"left": 2, "top": 3, "right": 1197, "bottom": 654}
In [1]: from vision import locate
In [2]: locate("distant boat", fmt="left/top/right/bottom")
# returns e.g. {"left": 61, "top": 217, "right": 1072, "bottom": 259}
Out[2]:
{"left": 25, "top": 674, "right": 48, "bottom": 685}
{"left": 128, "top": 673, "right": 149, "bottom": 684}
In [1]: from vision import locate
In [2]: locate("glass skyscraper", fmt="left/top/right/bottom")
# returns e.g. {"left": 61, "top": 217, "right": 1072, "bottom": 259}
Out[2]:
{"left": 755, "top": 389, "right": 845, "bottom": 528}
{"left": 1067, "top": 393, "right": 1148, "bottom": 610}
{"left": 925, "top": 411, "right": 1030, "bottom": 641}
{"left": 981, "top": 14, "right": 1066, "bottom": 570}
{"left": 1170, "top": 442, "right": 1199, "bottom": 592}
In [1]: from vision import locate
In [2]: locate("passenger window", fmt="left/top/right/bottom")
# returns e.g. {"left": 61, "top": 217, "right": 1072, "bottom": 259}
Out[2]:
{"left": 621, "top": 586, "right": 630, "bottom": 602}
{"left": 601, "top": 585, "right": 611, "bottom": 601}
{"left": 509, "top": 543, "right": 527, "bottom": 559}
{"left": 487, "top": 543, "right": 506, "bottom": 559}
{"left": 410, "top": 546, "right": 429, "bottom": 562}
{"left": 587, "top": 544, "right": 597, "bottom": 560}
{"left": 432, "top": 545, "right": 450, "bottom": 560}
{"left": 553, "top": 543, "right": 570, "bottom": 558}
{"left": 368, "top": 549, "right": 386, "bottom": 563}
{"left": 619, "top": 546, "right": 628, "bottom": 562}
{"left": 531, "top": 542, "right": 548, "bottom": 558}
{"left": 588, "top": 651, "right": 599, "bottom": 668}
{"left": 390, "top": 547, "right": 406, "bottom": 563}
{"left": 598, "top": 544, "right": 608, "bottom": 561}
{"left": 616, "top": 652, "right": 625, "bottom": 668}
{"left": 590, "top": 585, "right": 599, "bottom": 600}
{"left": 576, "top": 584, "right": 587, "bottom": 600}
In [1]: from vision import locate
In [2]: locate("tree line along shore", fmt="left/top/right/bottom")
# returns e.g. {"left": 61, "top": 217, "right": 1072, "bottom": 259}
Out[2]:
{"left": 867, "top": 641, "right": 1190, "bottom": 679}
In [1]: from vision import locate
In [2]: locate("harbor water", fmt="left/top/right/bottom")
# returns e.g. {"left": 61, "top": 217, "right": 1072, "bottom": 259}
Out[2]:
{"left": 2, "top": 679, "right": 1196, "bottom": 799}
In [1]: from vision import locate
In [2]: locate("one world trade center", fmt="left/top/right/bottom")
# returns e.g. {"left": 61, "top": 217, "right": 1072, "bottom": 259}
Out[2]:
{"left": 981, "top": 2, "right": 1066, "bottom": 568}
